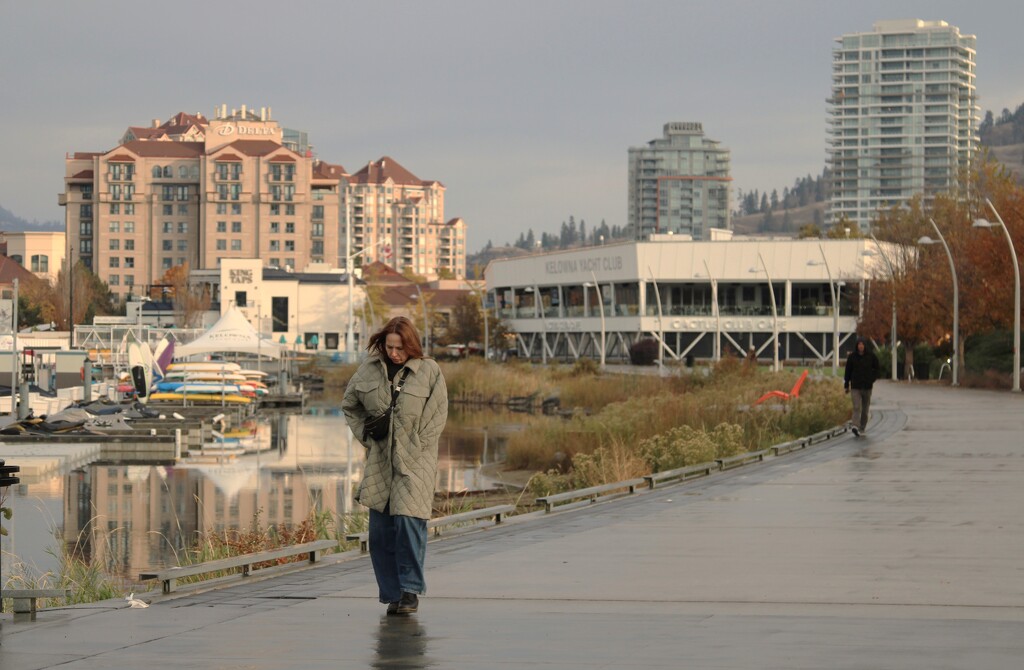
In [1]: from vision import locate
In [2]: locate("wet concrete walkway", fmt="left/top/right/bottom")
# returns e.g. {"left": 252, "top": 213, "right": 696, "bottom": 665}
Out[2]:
{"left": 2, "top": 382, "right": 1023, "bottom": 669}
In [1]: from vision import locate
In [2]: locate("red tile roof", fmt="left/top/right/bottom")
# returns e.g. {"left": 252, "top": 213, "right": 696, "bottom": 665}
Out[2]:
{"left": 70, "top": 169, "right": 94, "bottom": 180}
{"left": 312, "top": 160, "right": 346, "bottom": 180}
{"left": 107, "top": 153, "right": 136, "bottom": 162}
{"left": 348, "top": 156, "right": 427, "bottom": 186}
{"left": 212, "top": 153, "right": 243, "bottom": 162}
{"left": 0, "top": 255, "right": 40, "bottom": 285}
{"left": 267, "top": 154, "right": 296, "bottom": 163}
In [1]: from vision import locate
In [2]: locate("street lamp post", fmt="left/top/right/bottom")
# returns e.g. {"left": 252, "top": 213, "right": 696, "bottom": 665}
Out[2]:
{"left": 647, "top": 267, "right": 664, "bottom": 369}
{"left": 585, "top": 271, "right": 606, "bottom": 368}
{"left": 469, "top": 283, "right": 489, "bottom": 362}
{"left": 346, "top": 239, "right": 386, "bottom": 361}
{"left": 973, "top": 198, "right": 1020, "bottom": 392}
{"left": 865, "top": 236, "right": 899, "bottom": 381}
{"left": 749, "top": 253, "right": 779, "bottom": 372}
{"left": 808, "top": 243, "right": 839, "bottom": 376}
{"left": 699, "top": 259, "right": 720, "bottom": 362}
{"left": 918, "top": 219, "right": 959, "bottom": 386}
{"left": 410, "top": 284, "right": 429, "bottom": 353}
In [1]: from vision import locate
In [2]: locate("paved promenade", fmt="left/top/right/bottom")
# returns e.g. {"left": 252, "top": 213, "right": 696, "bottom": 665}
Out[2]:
{"left": 2, "top": 382, "right": 1023, "bottom": 669}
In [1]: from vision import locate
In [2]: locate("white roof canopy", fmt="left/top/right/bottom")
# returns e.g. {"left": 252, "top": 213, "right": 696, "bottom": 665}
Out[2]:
{"left": 175, "top": 306, "right": 283, "bottom": 360}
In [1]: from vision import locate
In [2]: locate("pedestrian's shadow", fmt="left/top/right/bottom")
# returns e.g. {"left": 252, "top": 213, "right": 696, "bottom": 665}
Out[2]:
{"left": 373, "top": 614, "right": 432, "bottom": 668}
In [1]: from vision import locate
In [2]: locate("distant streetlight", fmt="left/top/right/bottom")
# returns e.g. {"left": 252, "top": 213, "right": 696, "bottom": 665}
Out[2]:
{"left": 864, "top": 237, "right": 898, "bottom": 381}
{"left": 468, "top": 283, "right": 490, "bottom": 362}
{"left": 748, "top": 252, "right": 779, "bottom": 372}
{"left": 409, "top": 284, "right": 429, "bottom": 353}
{"left": 918, "top": 218, "right": 959, "bottom": 386}
{"left": 346, "top": 239, "right": 387, "bottom": 360}
{"left": 584, "top": 272, "right": 606, "bottom": 368}
{"left": 807, "top": 243, "right": 839, "bottom": 376}
{"left": 696, "top": 259, "right": 720, "bottom": 362}
{"left": 973, "top": 198, "right": 1020, "bottom": 392}
{"left": 647, "top": 266, "right": 664, "bottom": 369}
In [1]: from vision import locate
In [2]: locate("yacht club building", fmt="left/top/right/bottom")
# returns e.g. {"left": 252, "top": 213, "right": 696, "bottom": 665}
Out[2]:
{"left": 485, "top": 237, "right": 891, "bottom": 365}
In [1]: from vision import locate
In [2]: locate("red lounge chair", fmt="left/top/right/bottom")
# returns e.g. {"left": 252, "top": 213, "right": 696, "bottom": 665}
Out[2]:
{"left": 754, "top": 370, "right": 809, "bottom": 405}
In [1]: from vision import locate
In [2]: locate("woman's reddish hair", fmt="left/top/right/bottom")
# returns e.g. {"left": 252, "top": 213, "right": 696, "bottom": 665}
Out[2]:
{"left": 367, "top": 316, "right": 424, "bottom": 359}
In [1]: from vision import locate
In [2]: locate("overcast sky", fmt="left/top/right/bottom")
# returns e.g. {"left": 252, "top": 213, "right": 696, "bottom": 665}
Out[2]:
{"left": 2, "top": 1, "right": 1021, "bottom": 249}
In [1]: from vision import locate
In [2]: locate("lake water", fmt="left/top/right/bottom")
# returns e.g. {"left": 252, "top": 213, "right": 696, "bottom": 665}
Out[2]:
{"left": 1, "top": 406, "right": 518, "bottom": 585}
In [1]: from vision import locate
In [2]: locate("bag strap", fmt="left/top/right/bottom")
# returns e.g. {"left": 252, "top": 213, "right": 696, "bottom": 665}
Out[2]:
{"left": 388, "top": 368, "right": 412, "bottom": 407}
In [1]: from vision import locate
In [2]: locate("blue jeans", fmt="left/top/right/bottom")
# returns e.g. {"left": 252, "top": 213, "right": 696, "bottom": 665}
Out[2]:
{"left": 368, "top": 504, "right": 427, "bottom": 603}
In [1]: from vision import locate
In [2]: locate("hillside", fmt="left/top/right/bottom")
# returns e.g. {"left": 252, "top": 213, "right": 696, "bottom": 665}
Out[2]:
{"left": 730, "top": 201, "right": 826, "bottom": 237}
{"left": 988, "top": 143, "right": 1024, "bottom": 182}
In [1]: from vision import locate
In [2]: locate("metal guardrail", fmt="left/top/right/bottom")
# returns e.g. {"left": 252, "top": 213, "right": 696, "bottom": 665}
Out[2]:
{"left": 346, "top": 504, "right": 515, "bottom": 553}
{"left": 535, "top": 479, "right": 647, "bottom": 513}
{"left": 139, "top": 539, "right": 337, "bottom": 594}
{"left": 540, "top": 424, "right": 852, "bottom": 510}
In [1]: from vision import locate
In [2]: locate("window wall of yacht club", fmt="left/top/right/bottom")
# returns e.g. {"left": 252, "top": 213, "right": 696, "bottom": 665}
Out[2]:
{"left": 485, "top": 238, "right": 886, "bottom": 365}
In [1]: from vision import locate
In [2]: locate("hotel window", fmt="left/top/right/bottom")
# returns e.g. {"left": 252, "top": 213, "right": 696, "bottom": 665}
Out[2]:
{"left": 124, "top": 257, "right": 135, "bottom": 269}
{"left": 152, "top": 166, "right": 161, "bottom": 178}
{"left": 163, "top": 222, "right": 173, "bottom": 234}
{"left": 163, "top": 204, "right": 173, "bottom": 215}
{"left": 270, "top": 258, "right": 280, "bottom": 268}
{"left": 177, "top": 257, "right": 185, "bottom": 265}
{"left": 217, "top": 184, "right": 228, "bottom": 200}
{"left": 216, "top": 221, "right": 226, "bottom": 233}
{"left": 283, "top": 185, "right": 295, "bottom": 201}
{"left": 231, "top": 204, "right": 241, "bottom": 215}
{"left": 162, "top": 258, "right": 172, "bottom": 270}
{"left": 231, "top": 221, "right": 242, "bottom": 233}
{"left": 80, "top": 204, "right": 92, "bottom": 218}
{"left": 270, "top": 222, "right": 280, "bottom": 233}
{"left": 216, "top": 240, "right": 226, "bottom": 251}
{"left": 80, "top": 240, "right": 92, "bottom": 253}
{"left": 271, "top": 296, "right": 288, "bottom": 332}
{"left": 110, "top": 257, "right": 120, "bottom": 268}
{"left": 79, "top": 222, "right": 92, "bottom": 235}
{"left": 285, "top": 223, "right": 295, "bottom": 234}
{"left": 125, "top": 239, "right": 134, "bottom": 251}
{"left": 312, "top": 205, "right": 324, "bottom": 220}
{"left": 109, "top": 204, "right": 120, "bottom": 215}
{"left": 177, "top": 240, "right": 187, "bottom": 252}
{"left": 285, "top": 204, "right": 295, "bottom": 215}
{"left": 125, "top": 221, "right": 135, "bottom": 233}
{"left": 162, "top": 241, "right": 172, "bottom": 251}
{"left": 270, "top": 204, "right": 280, "bottom": 215}
{"left": 269, "top": 240, "right": 280, "bottom": 251}
{"left": 109, "top": 275, "right": 119, "bottom": 285}
{"left": 285, "top": 258, "right": 294, "bottom": 269}
{"left": 285, "top": 241, "right": 295, "bottom": 251}
{"left": 109, "top": 221, "right": 120, "bottom": 233}
{"left": 178, "top": 222, "right": 188, "bottom": 234}
{"left": 176, "top": 185, "right": 189, "bottom": 201}
{"left": 312, "top": 240, "right": 324, "bottom": 255}
{"left": 109, "top": 239, "right": 120, "bottom": 251}
{"left": 230, "top": 184, "right": 240, "bottom": 201}
{"left": 124, "top": 184, "right": 135, "bottom": 201}
{"left": 125, "top": 203, "right": 134, "bottom": 214}
{"left": 162, "top": 166, "right": 172, "bottom": 178}
{"left": 312, "top": 222, "right": 324, "bottom": 236}
{"left": 178, "top": 166, "right": 188, "bottom": 179}
{"left": 162, "top": 186, "right": 174, "bottom": 201}
{"left": 30, "top": 255, "right": 48, "bottom": 273}
{"left": 216, "top": 203, "right": 227, "bottom": 214}
{"left": 231, "top": 240, "right": 242, "bottom": 251}
{"left": 124, "top": 275, "right": 134, "bottom": 286}
{"left": 178, "top": 204, "right": 188, "bottom": 215}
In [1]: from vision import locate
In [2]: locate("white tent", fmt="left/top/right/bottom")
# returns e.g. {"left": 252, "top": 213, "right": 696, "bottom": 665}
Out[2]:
{"left": 175, "top": 306, "right": 284, "bottom": 359}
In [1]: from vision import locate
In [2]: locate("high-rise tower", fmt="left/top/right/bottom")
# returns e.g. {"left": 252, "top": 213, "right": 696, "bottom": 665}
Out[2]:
{"left": 628, "top": 122, "right": 731, "bottom": 240}
{"left": 827, "top": 19, "right": 978, "bottom": 229}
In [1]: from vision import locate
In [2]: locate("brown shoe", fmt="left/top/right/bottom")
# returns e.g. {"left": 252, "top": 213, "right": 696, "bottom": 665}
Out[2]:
{"left": 396, "top": 592, "right": 418, "bottom": 614}
{"left": 386, "top": 601, "right": 400, "bottom": 615}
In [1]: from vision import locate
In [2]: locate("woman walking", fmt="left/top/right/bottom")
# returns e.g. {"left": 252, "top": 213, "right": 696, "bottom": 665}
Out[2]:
{"left": 343, "top": 316, "right": 448, "bottom": 615}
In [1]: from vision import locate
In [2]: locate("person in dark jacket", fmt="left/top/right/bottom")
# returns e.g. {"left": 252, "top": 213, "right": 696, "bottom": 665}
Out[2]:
{"left": 844, "top": 338, "right": 880, "bottom": 436}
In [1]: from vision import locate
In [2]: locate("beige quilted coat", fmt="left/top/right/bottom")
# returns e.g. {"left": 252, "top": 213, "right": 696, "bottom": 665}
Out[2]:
{"left": 342, "top": 356, "right": 448, "bottom": 520}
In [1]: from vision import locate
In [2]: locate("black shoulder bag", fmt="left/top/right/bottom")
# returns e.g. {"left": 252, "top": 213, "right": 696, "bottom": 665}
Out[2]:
{"left": 363, "top": 368, "right": 411, "bottom": 442}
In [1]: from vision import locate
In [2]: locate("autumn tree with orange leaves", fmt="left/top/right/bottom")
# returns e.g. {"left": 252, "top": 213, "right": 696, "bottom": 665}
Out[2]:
{"left": 860, "top": 157, "right": 1024, "bottom": 385}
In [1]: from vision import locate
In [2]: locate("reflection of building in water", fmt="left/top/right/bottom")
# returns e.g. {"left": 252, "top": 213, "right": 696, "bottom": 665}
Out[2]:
{"left": 56, "top": 413, "right": 497, "bottom": 577}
